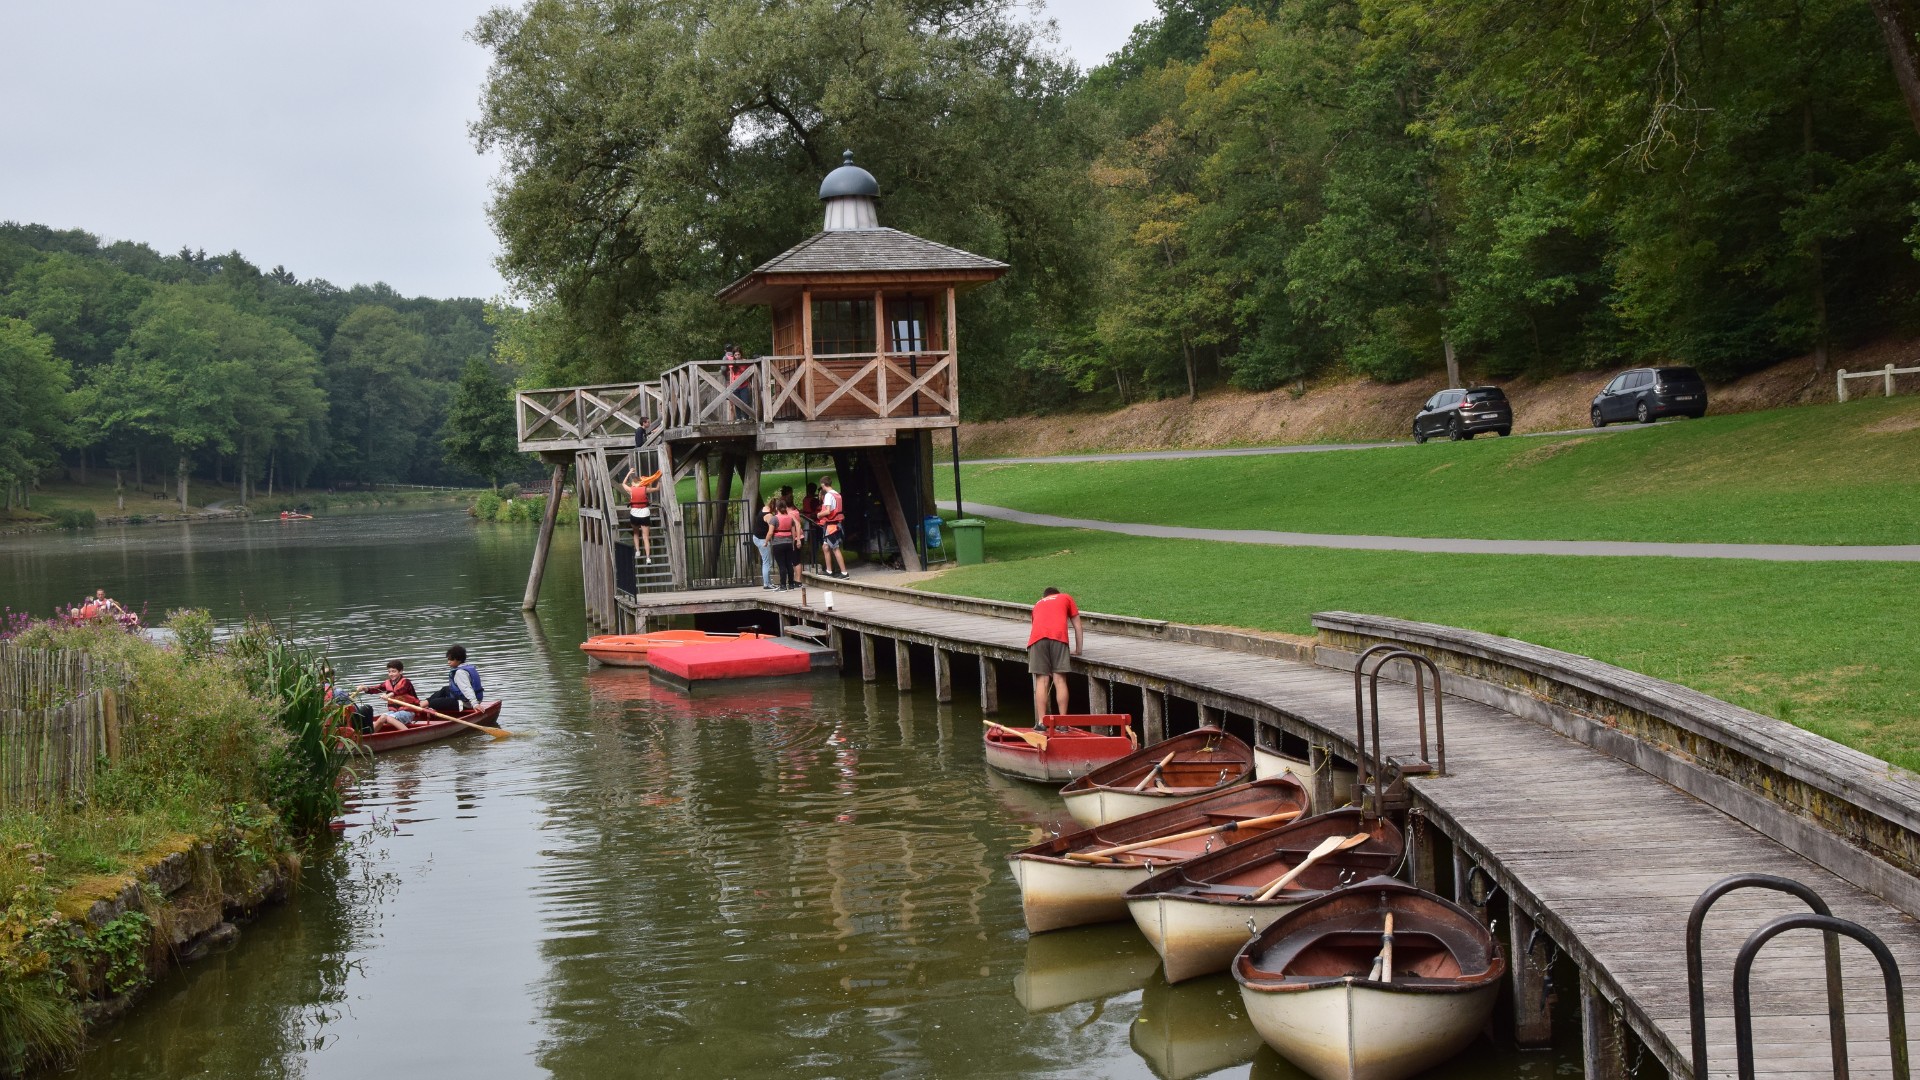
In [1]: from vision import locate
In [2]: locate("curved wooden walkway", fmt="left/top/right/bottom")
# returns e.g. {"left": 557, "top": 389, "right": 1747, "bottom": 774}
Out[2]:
{"left": 623, "top": 577, "right": 1920, "bottom": 1078}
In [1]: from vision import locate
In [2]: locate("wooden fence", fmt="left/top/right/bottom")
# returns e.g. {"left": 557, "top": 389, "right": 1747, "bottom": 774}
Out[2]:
{"left": 1837, "top": 361, "right": 1920, "bottom": 401}
{"left": 0, "top": 645, "right": 133, "bottom": 810}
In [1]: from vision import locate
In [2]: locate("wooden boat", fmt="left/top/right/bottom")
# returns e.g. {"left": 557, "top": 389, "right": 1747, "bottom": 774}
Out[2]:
{"left": 578, "top": 629, "right": 759, "bottom": 667}
{"left": 983, "top": 714, "right": 1136, "bottom": 783}
{"left": 1008, "top": 775, "right": 1308, "bottom": 933}
{"left": 353, "top": 700, "right": 504, "bottom": 753}
{"left": 1058, "top": 727, "right": 1255, "bottom": 827}
{"left": 1233, "top": 877, "right": 1504, "bottom": 1080}
{"left": 1254, "top": 744, "right": 1357, "bottom": 807}
{"left": 1126, "top": 809, "right": 1405, "bottom": 983}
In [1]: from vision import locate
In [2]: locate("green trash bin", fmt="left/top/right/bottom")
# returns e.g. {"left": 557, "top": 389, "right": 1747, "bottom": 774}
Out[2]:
{"left": 951, "top": 519, "right": 987, "bottom": 565}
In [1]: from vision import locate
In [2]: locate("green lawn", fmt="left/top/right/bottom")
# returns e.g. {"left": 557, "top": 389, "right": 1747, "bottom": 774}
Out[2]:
{"left": 941, "top": 396, "right": 1920, "bottom": 546}
{"left": 916, "top": 519, "right": 1920, "bottom": 769}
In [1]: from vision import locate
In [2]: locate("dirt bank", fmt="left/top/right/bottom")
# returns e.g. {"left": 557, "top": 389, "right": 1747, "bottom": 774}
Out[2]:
{"left": 958, "top": 339, "right": 1920, "bottom": 459}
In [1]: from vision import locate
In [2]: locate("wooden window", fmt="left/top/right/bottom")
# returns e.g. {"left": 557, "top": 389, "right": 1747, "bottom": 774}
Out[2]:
{"left": 887, "top": 297, "right": 929, "bottom": 353}
{"left": 811, "top": 299, "right": 875, "bottom": 355}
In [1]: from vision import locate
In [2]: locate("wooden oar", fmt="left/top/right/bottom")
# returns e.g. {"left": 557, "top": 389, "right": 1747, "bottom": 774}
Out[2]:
{"left": 1065, "top": 809, "right": 1304, "bottom": 863}
{"left": 1131, "top": 751, "right": 1177, "bottom": 792}
{"left": 1253, "top": 832, "right": 1372, "bottom": 901}
{"left": 983, "top": 719, "right": 1047, "bottom": 750}
{"left": 1376, "top": 912, "right": 1395, "bottom": 983}
{"left": 381, "top": 694, "right": 512, "bottom": 739}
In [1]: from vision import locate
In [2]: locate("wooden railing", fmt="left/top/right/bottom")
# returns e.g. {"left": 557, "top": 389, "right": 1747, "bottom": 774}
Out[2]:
{"left": 1, "top": 644, "right": 132, "bottom": 809}
{"left": 516, "top": 382, "right": 663, "bottom": 451}
{"left": 658, "top": 361, "right": 760, "bottom": 431}
{"left": 764, "top": 350, "right": 956, "bottom": 423}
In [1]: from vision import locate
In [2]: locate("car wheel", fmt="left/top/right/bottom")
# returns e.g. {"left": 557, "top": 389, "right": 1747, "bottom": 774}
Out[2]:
{"left": 1591, "top": 407, "right": 1606, "bottom": 428}
{"left": 1448, "top": 420, "right": 1467, "bottom": 441}
{"left": 1496, "top": 428, "right": 1512, "bottom": 437}
{"left": 1690, "top": 411, "right": 1706, "bottom": 420}
{"left": 1413, "top": 428, "right": 1427, "bottom": 445}
{"left": 1636, "top": 401, "right": 1651, "bottom": 424}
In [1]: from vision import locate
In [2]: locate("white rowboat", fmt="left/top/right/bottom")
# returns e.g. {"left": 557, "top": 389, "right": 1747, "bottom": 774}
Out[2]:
{"left": 1059, "top": 728, "right": 1255, "bottom": 827}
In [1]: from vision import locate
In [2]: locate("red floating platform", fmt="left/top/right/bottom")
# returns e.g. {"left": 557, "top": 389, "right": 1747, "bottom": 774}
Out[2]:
{"left": 648, "top": 639, "right": 815, "bottom": 683}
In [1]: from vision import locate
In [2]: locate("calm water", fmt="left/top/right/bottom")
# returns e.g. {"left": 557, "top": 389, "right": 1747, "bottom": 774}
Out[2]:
{"left": 0, "top": 510, "right": 1580, "bottom": 1079}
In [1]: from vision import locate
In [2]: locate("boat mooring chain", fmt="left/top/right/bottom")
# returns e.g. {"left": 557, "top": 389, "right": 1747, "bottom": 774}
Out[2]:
{"left": 1525, "top": 927, "right": 1560, "bottom": 998}
{"left": 1627, "top": 1033, "right": 1647, "bottom": 1078}
{"left": 1463, "top": 863, "right": 1499, "bottom": 908}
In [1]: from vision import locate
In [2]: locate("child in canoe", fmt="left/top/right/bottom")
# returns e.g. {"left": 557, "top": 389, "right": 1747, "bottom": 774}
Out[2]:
{"left": 356, "top": 660, "right": 421, "bottom": 732}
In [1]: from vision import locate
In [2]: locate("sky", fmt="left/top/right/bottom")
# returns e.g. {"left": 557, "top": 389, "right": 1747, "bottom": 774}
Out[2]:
{"left": 0, "top": 0, "right": 1157, "bottom": 302}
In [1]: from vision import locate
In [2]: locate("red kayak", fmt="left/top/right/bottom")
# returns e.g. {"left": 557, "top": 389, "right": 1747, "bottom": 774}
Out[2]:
{"left": 352, "top": 700, "right": 504, "bottom": 753}
{"left": 579, "top": 630, "right": 761, "bottom": 667}
{"left": 985, "top": 715, "right": 1137, "bottom": 783}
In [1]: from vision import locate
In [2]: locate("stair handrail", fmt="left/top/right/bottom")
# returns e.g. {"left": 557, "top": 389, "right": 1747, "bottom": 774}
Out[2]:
{"left": 1733, "top": 912, "right": 1906, "bottom": 1080}
{"left": 1687, "top": 873, "right": 1848, "bottom": 1080}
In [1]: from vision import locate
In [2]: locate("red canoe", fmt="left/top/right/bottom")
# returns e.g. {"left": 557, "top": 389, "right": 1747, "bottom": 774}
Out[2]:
{"left": 352, "top": 700, "right": 504, "bottom": 753}
{"left": 579, "top": 630, "right": 760, "bottom": 667}
{"left": 985, "top": 715, "right": 1138, "bottom": 783}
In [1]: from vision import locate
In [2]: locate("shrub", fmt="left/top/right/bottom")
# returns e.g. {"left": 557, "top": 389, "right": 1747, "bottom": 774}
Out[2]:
{"left": 500, "top": 482, "right": 522, "bottom": 500}
{"left": 471, "top": 491, "right": 503, "bottom": 521}
{"left": 230, "top": 631, "right": 357, "bottom": 832}
{"left": 164, "top": 608, "right": 216, "bottom": 661}
{"left": 49, "top": 508, "right": 95, "bottom": 530}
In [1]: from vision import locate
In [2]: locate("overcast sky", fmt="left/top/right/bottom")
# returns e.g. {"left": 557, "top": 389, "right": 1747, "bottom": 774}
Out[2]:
{"left": 0, "top": 0, "right": 1156, "bottom": 302}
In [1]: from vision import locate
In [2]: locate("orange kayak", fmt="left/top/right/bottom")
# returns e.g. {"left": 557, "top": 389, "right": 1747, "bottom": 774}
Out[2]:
{"left": 579, "top": 629, "right": 761, "bottom": 667}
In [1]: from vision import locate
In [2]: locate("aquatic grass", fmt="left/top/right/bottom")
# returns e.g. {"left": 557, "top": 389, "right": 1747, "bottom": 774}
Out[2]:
{"left": 232, "top": 632, "right": 357, "bottom": 833}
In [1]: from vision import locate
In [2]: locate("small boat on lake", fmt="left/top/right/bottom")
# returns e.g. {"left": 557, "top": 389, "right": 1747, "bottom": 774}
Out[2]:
{"left": 1009, "top": 775, "right": 1309, "bottom": 933}
{"left": 578, "top": 629, "right": 759, "bottom": 667}
{"left": 1233, "top": 877, "right": 1504, "bottom": 1080}
{"left": 353, "top": 700, "right": 504, "bottom": 753}
{"left": 984, "top": 715, "right": 1136, "bottom": 783}
{"left": 1058, "top": 727, "right": 1255, "bottom": 827}
{"left": 1254, "top": 744, "right": 1357, "bottom": 807}
{"left": 1126, "top": 809, "right": 1404, "bottom": 983}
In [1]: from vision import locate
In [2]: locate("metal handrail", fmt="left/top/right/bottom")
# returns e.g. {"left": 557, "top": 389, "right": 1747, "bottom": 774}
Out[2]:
{"left": 1733, "top": 912, "right": 1906, "bottom": 1080}
{"left": 1687, "top": 874, "right": 1848, "bottom": 1080}
{"left": 1350, "top": 646, "right": 1446, "bottom": 817}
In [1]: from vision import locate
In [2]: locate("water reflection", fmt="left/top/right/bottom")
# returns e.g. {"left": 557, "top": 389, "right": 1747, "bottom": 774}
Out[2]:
{"left": 1131, "top": 976, "right": 1263, "bottom": 1080}
{"left": 1015, "top": 924, "right": 1160, "bottom": 1013}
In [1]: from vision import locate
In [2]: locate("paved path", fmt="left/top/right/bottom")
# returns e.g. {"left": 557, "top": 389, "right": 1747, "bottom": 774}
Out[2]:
{"left": 942, "top": 501, "right": 1920, "bottom": 562}
{"left": 958, "top": 420, "right": 1659, "bottom": 466}
{"left": 622, "top": 579, "right": 1920, "bottom": 1078}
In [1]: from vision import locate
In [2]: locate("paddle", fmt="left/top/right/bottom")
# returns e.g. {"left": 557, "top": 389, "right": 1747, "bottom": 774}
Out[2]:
{"left": 984, "top": 719, "right": 1048, "bottom": 751}
{"left": 380, "top": 694, "right": 512, "bottom": 739}
{"left": 1253, "top": 832, "right": 1373, "bottom": 901}
{"left": 1131, "top": 751, "right": 1177, "bottom": 792}
{"left": 1376, "top": 912, "right": 1396, "bottom": 983}
{"left": 1064, "top": 809, "right": 1304, "bottom": 863}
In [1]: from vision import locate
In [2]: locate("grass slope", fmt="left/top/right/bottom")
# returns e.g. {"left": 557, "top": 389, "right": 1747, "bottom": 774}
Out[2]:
{"left": 944, "top": 396, "right": 1920, "bottom": 546}
{"left": 917, "top": 520, "right": 1920, "bottom": 769}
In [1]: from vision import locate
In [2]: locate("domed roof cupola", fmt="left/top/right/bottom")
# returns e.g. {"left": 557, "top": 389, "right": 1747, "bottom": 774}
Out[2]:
{"left": 819, "top": 149, "right": 880, "bottom": 231}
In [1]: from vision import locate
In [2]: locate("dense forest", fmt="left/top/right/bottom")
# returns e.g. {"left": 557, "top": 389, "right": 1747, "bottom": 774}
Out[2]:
{"left": 475, "top": 0, "right": 1920, "bottom": 417}
{"left": 0, "top": 224, "right": 526, "bottom": 510}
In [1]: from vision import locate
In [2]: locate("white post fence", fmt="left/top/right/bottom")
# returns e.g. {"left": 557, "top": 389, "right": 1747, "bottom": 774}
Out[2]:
{"left": 1836, "top": 362, "right": 1920, "bottom": 402}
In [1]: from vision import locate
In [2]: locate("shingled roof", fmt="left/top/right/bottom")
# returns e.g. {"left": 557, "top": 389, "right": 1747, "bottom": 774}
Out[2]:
{"left": 717, "top": 228, "right": 1008, "bottom": 302}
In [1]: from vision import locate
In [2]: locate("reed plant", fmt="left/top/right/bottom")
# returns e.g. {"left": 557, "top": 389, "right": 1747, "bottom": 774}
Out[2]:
{"left": 230, "top": 630, "right": 357, "bottom": 832}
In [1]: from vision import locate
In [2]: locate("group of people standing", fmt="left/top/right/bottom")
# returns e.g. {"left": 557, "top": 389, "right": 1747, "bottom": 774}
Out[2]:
{"left": 753, "top": 476, "right": 850, "bottom": 591}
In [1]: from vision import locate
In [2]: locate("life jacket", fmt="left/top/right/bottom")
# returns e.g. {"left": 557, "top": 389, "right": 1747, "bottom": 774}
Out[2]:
{"left": 379, "top": 676, "right": 418, "bottom": 706}
{"left": 450, "top": 663, "right": 485, "bottom": 703}
{"left": 770, "top": 511, "right": 799, "bottom": 541}
{"left": 629, "top": 482, "right": 649, "bottom": 509}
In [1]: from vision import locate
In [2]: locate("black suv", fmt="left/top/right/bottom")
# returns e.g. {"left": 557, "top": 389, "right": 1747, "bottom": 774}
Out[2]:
{"left": 1412, "top": 386, "right": 1513, "bottom": 443}
{"left": 1591, "top": 366, "right": 1707, "bottom": 426}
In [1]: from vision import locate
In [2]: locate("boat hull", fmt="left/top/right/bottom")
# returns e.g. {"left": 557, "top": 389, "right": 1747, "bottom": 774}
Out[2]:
{"left": 1062, "top": 785, "right": 1227, "bottom": 828}
{"left": 1130, "top": 893, "right": 1306, "bottom": 984}
{"left": 1057, "top": 728, "right": 1256, "bottom": 827}
{"left": 1239, "top": 978, "right": 1499, "bottom": 1080}
{"left": 1009, "top": 856, "right": 1156, "bottom": 933}
{"left": 984, "top": 719, "right": 1136, "bottom": 784}
{"left": 579, "top": 630, "right": 755, "bottom": 667}
{"left": 1254, "top": 746, "right": 1356, "bottom": 807}
{"left": 354, "top": 701, "right": 503, "bottom": 753}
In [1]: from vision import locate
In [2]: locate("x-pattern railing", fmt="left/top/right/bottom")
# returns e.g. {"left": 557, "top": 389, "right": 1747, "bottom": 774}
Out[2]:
{"left": 660, "top": 360, "right": 759, "bottom": 429}
{"left": 763, "top": 351, "right": 955, "bottom": 422}
{"left": 516, "top": 382, "right": 661, "bottom": 449}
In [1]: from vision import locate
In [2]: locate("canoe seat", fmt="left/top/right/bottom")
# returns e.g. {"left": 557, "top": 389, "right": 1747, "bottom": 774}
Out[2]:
{"left": 1120, "top": 845, "right": 1198, "bottom": 862}
{"left": 786, "top": 624, "right": 828, "bottom": 640}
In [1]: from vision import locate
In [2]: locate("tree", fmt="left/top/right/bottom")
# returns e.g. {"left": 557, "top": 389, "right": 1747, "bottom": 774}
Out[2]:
{"left": 0, "top": 319, "right": 73, "bottom": 510}
{"left": 322, "top": 306, "right": 430, "bottom": 484}
{"left": 440, "top": 357, "right": 523, "bottom": 488}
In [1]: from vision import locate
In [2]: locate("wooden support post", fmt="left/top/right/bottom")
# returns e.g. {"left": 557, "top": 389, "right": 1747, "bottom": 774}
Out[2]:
{"left": 522, "top": 460, "right": 568, "bottom": 611}
{"left": 656, "top": 441, "right": 688, "bottom": 589}
{"left": 1142, "top": 689, "right": 1166, "bottom": 743}
{"left": 1580, "top": 976, "right": 1629, "bottom": 1080}
{"left": 862, "top": 447, "right": 923, "bottom": 573}
{"left": 1452, "top": 848, "right": 1490, "bottom": 925}
{"left": 1088, "top": 677, "right": 1108, "bottom": 714}
{"left": 859, "top": 632, "right": 877, "bottom": 682}
{"left": 829, "top": 625, "right": 845, "bottom": 666}
{"left": 979, "top": 655, "right": 999, "bottom": 714}
{"left": 1197, "top": 703, "right": 1220, "bottom": 727}
{"left": 932, "top": 648, "right": 952, "bottom": 703}
{"left": 1838, "top": 367, "right": 1849, "bottom": 402}
{"left": 1307, "top": 744, "right": 1336, "bottom": 812}
{"left": 1509, "top": 905, "right": 1555, "bottom": 1048}
{"left": 894, "top": 638, "right": 913, "bottom": 692}
{"left": 1408, "top": 809, "right": 1440, "bottom": 893}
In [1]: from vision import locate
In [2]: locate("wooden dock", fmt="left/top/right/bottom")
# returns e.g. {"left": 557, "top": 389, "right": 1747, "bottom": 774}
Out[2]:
{"left": 618, "top": 575, "right": 1920, "bottom": 1080}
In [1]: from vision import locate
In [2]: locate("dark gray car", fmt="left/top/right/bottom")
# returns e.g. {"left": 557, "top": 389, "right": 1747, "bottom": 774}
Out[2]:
{"left": 1413, "top": 386, "right": 1513, "bottom": 443}
{"left": 1590, "top": 366, "right": 1708, "bottom": 426}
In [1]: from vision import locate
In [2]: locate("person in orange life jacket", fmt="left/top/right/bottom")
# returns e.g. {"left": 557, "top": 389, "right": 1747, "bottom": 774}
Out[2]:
{"left": 358, "top": 659, "right": 421, "bottom": 733}
{"left": 801, "top": 483, "right": 824, "bottom": 570}
{"left": 1027, "top": 587, "right": 1083, "bottom": 721}
{"left": 427, "top": 646, "right": 485, "bottom": 717}
{"left": 767, "top": 497, "right": 803, "bottom": 590}
{"left": 626, "top": 466, "right": 662, "bottom": 563}
{"left": 817, "top": 477, "right": 849, "bottom": 579}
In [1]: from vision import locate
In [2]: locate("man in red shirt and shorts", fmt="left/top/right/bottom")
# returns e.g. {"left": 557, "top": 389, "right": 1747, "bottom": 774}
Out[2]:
{"left": 1027, "top": 587, "right": 1084, "bottom": 721}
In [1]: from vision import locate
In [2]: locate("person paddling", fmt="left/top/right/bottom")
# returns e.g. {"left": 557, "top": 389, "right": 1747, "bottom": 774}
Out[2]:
{"left": 358, "top": 660, "right": 421, "bottom": 733}
{"left": 427, "top": 646, "right": 485, "bottom": 717}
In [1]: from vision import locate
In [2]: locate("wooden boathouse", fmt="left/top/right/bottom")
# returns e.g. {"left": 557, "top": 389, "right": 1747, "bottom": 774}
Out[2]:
{"left": 515, "top": 151, "right": 1007, "bottom": 629}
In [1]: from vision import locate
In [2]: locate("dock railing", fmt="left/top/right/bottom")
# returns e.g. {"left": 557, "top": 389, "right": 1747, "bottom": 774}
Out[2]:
{"left": 516, "top": 382, "right": 663, "bottom": 452}
{"left": 763, "top": 349, "right": 956, "bottom": 424}
{"left": 659, "top": 360, "right": 761, "bottom": 432}
{"left": 1, "top": 644, "right": 133, "bottom": 809}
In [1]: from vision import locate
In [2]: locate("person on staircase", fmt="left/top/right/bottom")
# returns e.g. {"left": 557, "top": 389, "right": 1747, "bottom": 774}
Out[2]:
{"left": 626, "top": 466, "right": 662, "bottom": 564}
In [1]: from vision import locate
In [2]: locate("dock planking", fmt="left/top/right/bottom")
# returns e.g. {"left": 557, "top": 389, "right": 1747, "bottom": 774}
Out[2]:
{"left": 620, "top": 578, "right": 1920, "bottom": 1078}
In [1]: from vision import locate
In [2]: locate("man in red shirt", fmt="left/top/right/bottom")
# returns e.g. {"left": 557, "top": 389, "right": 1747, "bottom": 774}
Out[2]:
{"left": 1027, "top": 587, "right": 1083, "bottom": 721}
